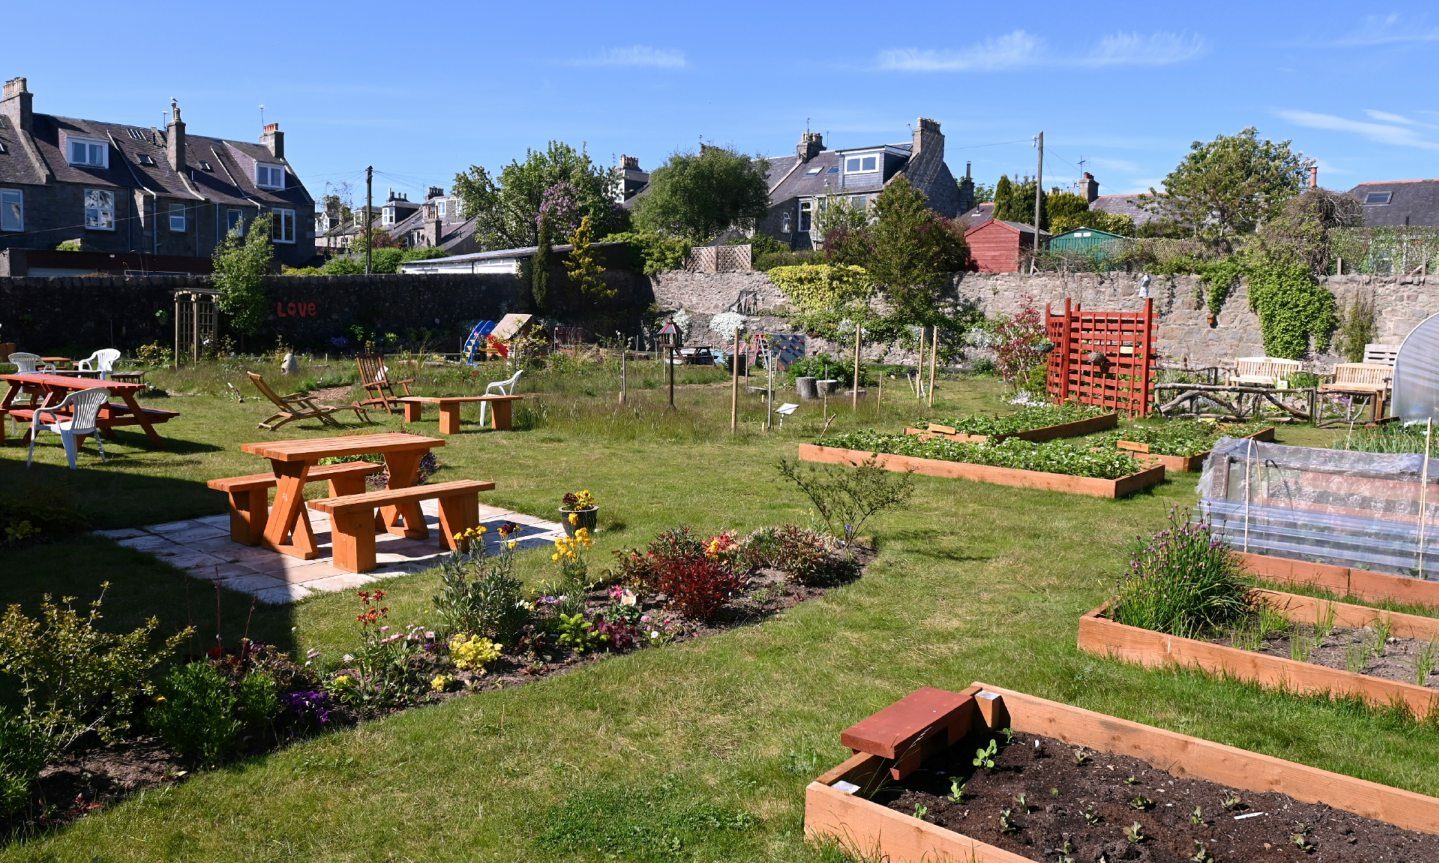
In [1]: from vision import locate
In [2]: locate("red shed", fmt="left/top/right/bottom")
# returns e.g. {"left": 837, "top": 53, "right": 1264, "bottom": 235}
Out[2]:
{"left": 964, "top": 220, "right": 1048, "bottom": 273}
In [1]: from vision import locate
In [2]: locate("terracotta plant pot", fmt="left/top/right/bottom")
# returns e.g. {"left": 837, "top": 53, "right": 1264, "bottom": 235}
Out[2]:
{"left": 560, "top": 506, "right": 598, "bottom": 536}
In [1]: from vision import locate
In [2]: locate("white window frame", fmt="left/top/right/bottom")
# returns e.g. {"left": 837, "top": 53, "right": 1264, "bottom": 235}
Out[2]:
{"left": 844, "top": 153, "right": 880, "bottom": 174}
{"left": 798, "top": 200, "right": 813, "bottom": 233}
{"left": 67, "top": 136, "right": 109, "bottom": 168}
{"left": 226, "top": 209, "right": 244, "bottom": 234}
{"left": 84, "top": 188, "right": 116, "bottom": 231}
{"left": 381, "top": 207, "right": 395, "bottom": 227}
{"left": 0, "top": 188, "right": 22, "bottom": 231}
{"left": 255, "top": 162, "right": 286, "bottom": 190}
{"left": 271, "top": 208, "right": 296, "bottom": 244}
{"left": 437, "top": 200, "right": 447, "bottom": 217}
{"left": 781, "top": 212, "right": 792, "bottom": 234}
{"left": 168, "top": 203, "right": 186, "bottom": 232}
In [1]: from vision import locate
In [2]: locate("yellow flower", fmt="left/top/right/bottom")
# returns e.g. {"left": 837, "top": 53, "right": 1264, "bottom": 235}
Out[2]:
{"left": 568, "top": 512, "right": 579, "bottom": 526}
{"left": 476, "top": 525, "right": 488, "bottom": 535}
{"left": 507, "top": 540, "right": 518, "bottom": 549}
{"left": 431, "top": 674, "right": 451, "bottom": 692}
{"left": 551, "top": 552, "right": 560, "bottom": 562}
{"left": 332, "top": 674, "right": 352, "bottom": 688}
{"left": 453, "top": 532, "right": 464, "bottom": 542}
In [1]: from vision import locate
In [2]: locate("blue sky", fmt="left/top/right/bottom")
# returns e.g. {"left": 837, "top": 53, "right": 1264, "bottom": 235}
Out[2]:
{"left": 7, "top": 1, "right": 1439, "bottom": 204}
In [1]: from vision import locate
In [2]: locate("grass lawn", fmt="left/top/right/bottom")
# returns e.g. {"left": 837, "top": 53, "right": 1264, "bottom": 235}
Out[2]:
{"left": 2, "top": 358, "right": 1433, "bottom": 862}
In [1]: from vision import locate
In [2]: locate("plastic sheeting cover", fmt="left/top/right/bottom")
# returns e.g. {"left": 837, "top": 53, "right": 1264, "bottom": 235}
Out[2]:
{"left": 1196, "top": 436, "right": 1439, "bottom": 579}
{"left": 1392, "top": 311, "right": 1439, "bottom": 423}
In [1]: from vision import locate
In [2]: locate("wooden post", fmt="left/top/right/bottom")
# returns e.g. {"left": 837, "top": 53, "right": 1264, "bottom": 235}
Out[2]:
{"left": 730, "top": 329, "right": 741, "bottom": 432}
{"left": 915, "top": 326, "right": 926, "bottom": 400}
{"left": 877, "top": 374, "right": 882, "bottom": 409}
{"left": 619, "top": 342, "right": 627, "bottom": 405}
{"left": 765, "top": 348, "right": 774, "bottom": 431}
{"left": 928, "top": 325, "right": 939, "bottom": 408}
{"left": 172, "top": 292, "right": 181, "bottom": 369}
{"left": 852, "top": 322, "right": 861, "bottom": 410}
{"left": 667, "top": 346, "right": 675, "bottom": 410}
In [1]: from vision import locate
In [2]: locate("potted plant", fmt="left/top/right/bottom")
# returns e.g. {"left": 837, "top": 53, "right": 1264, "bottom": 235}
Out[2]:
{"left": 560, "top": 490, "right": 598, "bottom": 536}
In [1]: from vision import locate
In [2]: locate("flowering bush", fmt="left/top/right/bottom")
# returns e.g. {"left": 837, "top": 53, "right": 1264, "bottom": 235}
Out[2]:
{"left": 613, "top": 527, "right": 746, "bottom": 622}
{"left": 280, "top": 689, "right": 333, "bottom": 730}
{"left": 434, "top": 525, "right": 531, "bottom": 649}
{"left": 1111, "top": 510, "right": 1250, "bottom": 638}
{"left": 592, "top": 585, "right": 644, "bottom": 650}
{"left": 561, "top": 490, "right": 597, "bottom": 511}
{"left": 448, "top": 635, "right": 501, "bottom": 673}
{"left": 333, "top": 590, "right": 436, "bottom": 712}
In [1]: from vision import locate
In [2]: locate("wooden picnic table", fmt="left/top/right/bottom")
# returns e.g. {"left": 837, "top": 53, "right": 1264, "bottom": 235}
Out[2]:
{"left": 45, "top": 368, "right": 146, "bottom": 384}
{"left": 238, "top": 432, "right": 445, "bottom": 560}
{"left": 0, "top": 372, "right": 177, "bottom": 446}
{"left": 41, "top": 356, "right": 72, "bottom": 368}
{"left": 396, "top": 394, "right": 521, "bottom": 433}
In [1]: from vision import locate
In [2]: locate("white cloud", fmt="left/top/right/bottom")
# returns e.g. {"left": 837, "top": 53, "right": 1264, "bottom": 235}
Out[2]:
{"left": 573, "top": 46, "right": 687, "bottom": 69}
{"left": 1333, "top": 13, "right": 1439, "bottom": 46}
{"left": 876, "top": 31, "right": 1041, "bottom": 72}
{"left": 1276, "top": 108, "right": 1439, "bottom": 150}
{"left": 877, "top": 30, "right": 1202, "bottom": 72}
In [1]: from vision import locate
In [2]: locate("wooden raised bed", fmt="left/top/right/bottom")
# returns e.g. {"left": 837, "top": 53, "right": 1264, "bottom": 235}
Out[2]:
{"left": 1078, "top": 588, "right": 1439, "bottom": 719}
{"left": 1238, "top": 550, "right": 1439, "bottom": 610}
{"left": 1116, "top": 425, "right": 1275, "bottom": 473}
{"left": 905, "top": 411, "right": 1118, "bottom": 444}
{"left": 804, "top": 682, "right": 1439, "bottom": 863}
{"left": 797, "top": 443, "right": 1164, "bottom": 500}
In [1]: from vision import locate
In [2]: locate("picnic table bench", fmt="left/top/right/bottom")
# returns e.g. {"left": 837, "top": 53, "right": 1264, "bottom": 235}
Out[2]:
{"left": 207, "top": 460, "right": 383, "bottom": 545}
{"left": 309, "top": 479, "right": 494, "bottom": 572}
{"left": 0, "top": 373, "right": 177, "bottom": 446}
{"left": 396, "top": 394, "right": 522, "bottom": 433}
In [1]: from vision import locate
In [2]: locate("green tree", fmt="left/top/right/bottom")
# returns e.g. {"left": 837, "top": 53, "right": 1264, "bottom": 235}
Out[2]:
{"left": 212, "top": 214, "right": 274, "bottom": 335}
{"left": 453, "top": 141, "right": 620, "bottom": 251}
{"left": 994, "top": 176, "right": 1047, "bottom": 229}
{"left": 970, "top": 181, "right": 996, "bottom": 204}
{"left": 865, "top": 177, "right": 969, "bottom": 325}
{"left": 992, "top": 175, "right": 1015, "bottom": 217}
{"left": 1145, "top": 127, "right": 1308, "bottom": 251}
{"left": 632, "top": 146, "right": 770, "bottom": 241}
{"left": 766, "top": 263, "right": 877, "bottom": 341}
{"left": 564, "top": 215, "right": 610, "bottom": 299}
{"left": 815, "top": 190, "right": 869, "bottom": 238}
{"left": 531, "top": 215, "right": 553, "bottom": 312}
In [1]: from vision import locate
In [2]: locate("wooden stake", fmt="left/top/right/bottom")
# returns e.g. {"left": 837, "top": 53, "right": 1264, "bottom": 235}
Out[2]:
{"left": 916, "top": 327, "right": 926, "bottom": 400}
{"left": 852, "top": 322, "right": 861, "bottom": 410}
{"left": 730, "top": 329, "right": 741, "bottom": 432}
{"left": 928, "top": 325, "right": 938, "bottom": 408}
{"left": 619, "top": 342, "right": 628, "bottom": 405}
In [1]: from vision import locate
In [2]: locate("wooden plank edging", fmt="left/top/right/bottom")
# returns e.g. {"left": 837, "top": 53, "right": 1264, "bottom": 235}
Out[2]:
{"left": 1237, "top": 551, "right": 1439, "bottom": 610}
{"left": 1115, "top": 426, "right": 1275, "bottom": 473}
{"left": 907, "top": 412, "right": 1119, "bottom": 445}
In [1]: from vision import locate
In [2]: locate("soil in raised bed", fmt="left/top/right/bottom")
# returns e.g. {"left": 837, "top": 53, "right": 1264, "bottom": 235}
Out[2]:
{"left": 1216, "top": 621, "right": 1439, "bottom": 691}
{"left": 877, "top": 729, "right": 1439, "bottom": 862}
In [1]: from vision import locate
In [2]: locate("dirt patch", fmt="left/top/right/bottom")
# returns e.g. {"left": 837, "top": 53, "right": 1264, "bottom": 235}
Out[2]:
{"left": 879, "top": 729, "right": 1439, "bottom": 862}
{"left": 309, "top": 385, "right": 358, "bottom": 404}
{"left": 1217, "top": 623, "right": 1439, "bottom": 691}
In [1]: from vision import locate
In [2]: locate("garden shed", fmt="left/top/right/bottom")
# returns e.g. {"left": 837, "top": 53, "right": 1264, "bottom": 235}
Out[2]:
{"left": 1047, "top": 227, "right": 1128, "bottom": 259}
{"left": 964, "top": 220, "right": 1048, "bottom": 273}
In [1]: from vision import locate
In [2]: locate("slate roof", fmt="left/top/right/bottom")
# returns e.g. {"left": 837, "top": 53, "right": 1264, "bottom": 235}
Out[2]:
{"left": 1346, "top": 179, "right": 1439, "bottom": 228}
{"left": 1088, "top": 193, "right": 1159, "bottom": 226}
{"left": 0, "top": 114, "right": 48, "bottom": 186}
{"left": 956, "top": 202, "right": 995, "bottom": 230}
{"left": 387, "top": 202, "right": 478, "bottom": 252}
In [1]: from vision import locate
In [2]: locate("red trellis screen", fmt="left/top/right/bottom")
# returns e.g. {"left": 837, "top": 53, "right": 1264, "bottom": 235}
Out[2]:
{"left": 1045, "top": 298, "right": 1156, "bottom": 417}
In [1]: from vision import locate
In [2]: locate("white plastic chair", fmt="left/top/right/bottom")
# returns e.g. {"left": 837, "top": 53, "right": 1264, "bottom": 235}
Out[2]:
{"left": 77, "top": 349, "right": 121, "bottom": 379}
{"left": 8, "top": 352, "right": 54, "bottom": 373}
{"left": 27, "top": 388, "right": 108, "bottom": 469}
{"left": 479, "top": 369, "right": 523, "bottom": 427}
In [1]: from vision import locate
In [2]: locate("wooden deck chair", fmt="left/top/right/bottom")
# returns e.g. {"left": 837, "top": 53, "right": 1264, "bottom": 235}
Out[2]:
{"left": 247, "top": 372, "right": 368, "bottom": 431}
{"left": 355, "top": 354, "right": 414, "bottom": 414}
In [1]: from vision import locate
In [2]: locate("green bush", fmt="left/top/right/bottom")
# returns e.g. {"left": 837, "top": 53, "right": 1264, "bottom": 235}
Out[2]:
{"left": 149, "top": 663, "right": 249, "bottom": 768}
{"left": 784, "top": 354, "right": 871, "bottom": 386}
{"left": 433, "top": 543, "right": 532, "bottom": 648}
{"left": 234, "top": 671, "right": 281, "bottom": 740}
{"left": 755, "top": 249, "right": 818, "bottom": 271}
{"left": 0, "top": 709, "right": 47, "bottom": 821}
{"left": 745, "top": 525, "right": 860, "bottom": 586}
{"left": 600, "top": 231, "right": 690, "bottom": 275}
{"left": 776, "top": 456, "right": 915, "bottom": 545}
{"left": 1110, "top": 511, "right": 1249, "bottom": 638}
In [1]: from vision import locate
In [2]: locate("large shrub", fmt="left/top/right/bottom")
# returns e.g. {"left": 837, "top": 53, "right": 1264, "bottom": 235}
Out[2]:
{"left": 149, "top": 663, "right": 243, "bottom": 768}
{"left": 0, "top": 710, "right": 47, "bottom": 821}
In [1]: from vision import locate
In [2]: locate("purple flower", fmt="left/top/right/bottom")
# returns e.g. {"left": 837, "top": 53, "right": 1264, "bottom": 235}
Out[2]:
{"left": 282, "top": 689, "right": 333, "bottom": 726}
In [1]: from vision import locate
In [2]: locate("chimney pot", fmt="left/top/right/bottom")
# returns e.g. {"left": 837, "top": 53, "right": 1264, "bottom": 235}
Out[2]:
{"left": 1309, "top": 165, "right": 1319, "bottom": 189}
{"left": 796, "top": 131, "right": 824, "bottom": 163}
{"left": 260, "top": 121, "right": 284, "bottom": 158}
{"left": 1081, "top": 171, "right": 1099, "bottom": 204}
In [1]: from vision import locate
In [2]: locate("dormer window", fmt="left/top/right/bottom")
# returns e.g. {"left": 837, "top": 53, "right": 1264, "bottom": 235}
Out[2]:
{"left": 437, "top": 200, "right": 447, "bottom": 218}
{"left": 256, "top": 162, "right": 285, "bottom": 190}
{"left": 844, "top": 153, "right": 879, "bottom": 174}
{"left": 67, "top": 136, "right": 108, "bottom": 168}
{"left": 381, "top": 207, "right": 395, "bottom": 227}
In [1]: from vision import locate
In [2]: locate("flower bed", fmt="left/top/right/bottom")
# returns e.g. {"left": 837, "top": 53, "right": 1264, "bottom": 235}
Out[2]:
{"left": 1237, "top": 550, "right": 1439, "bottom": 610}
{"left": 805, "top": 683, "right": 1439, "bottom": 863}
{"left": 907, "top": 403, "right": 1117, "bottom": 444}
{"left": 1107, "top": 421, "right": 1274, "bottom": 473}
{"left": 1, "top": 522, "right": 869, "bottom": 840}
{"left": 801, "top": 434, "right": 1163, "bottom": 499}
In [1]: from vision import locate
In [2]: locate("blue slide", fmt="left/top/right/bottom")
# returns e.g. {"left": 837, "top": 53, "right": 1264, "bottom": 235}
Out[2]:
{"left": 461, "top": 320, "right": 497, "bottom": 364}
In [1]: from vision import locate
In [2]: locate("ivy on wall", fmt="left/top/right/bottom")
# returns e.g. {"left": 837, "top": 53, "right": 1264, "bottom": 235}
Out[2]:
{"left": 1246, "top": 259, "right": 1336, "bottom": 359}
{"left": 1195, "top": 257, "right": 1244, "bottom": 317}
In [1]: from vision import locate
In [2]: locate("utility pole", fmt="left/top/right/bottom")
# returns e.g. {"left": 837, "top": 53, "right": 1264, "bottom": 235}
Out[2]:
{"left": 362, "top": 166, "right": 374, "bottom": 276}
{"left": 1032, "top": 132, "right": 1044, "bottom": 274}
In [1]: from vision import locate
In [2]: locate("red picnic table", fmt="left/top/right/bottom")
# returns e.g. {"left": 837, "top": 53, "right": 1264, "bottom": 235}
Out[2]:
{"left": 237, "top": 432, "right": 445, "bottom": 560}
{"left": 0, "top": 373, "right": 179, "bottom": 446}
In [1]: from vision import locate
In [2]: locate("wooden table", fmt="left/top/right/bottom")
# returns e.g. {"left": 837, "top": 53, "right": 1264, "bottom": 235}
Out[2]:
{"left": 0, "top": 373, "right": 177, "bottom": 445}
{"left": 397, "top": 394, "right": 521, "bottom": 433}
{"left": 239, "top": 433, "right": 445, "bottom": 560}
{"left": 45, "top": 368, "right": 146, "bottom": 384}
{"left": 41, "top": 356, "right": 72, "bottom": 368}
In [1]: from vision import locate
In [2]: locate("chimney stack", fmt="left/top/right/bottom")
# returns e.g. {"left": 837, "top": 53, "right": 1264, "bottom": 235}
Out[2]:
{"left": 426, "top": 185, "right": 444, "bottom": 200}
{"left": 912, "top": 117, "right": 943, "bottom": 161}
{"left": 1, "top": 76, "right": 33, "bottom": 133}
{"left": 1309, "top": 165, "right": 1319, "bottom": 189}
{"left": 1081, "top": 171, "right": 1099, "bottom": 204}
{"left": 166, "top": 99, "right": 186, "bottom": 173}
{"left": 796, "top": 130, "right": 824, "bottom": 163}
{"left": 621, "top": 154, "right": 639, "bottom": 170}
{"left": 261, "top": 121, "right": 284, "bottom": 159}
{"left": 957, "top": 160, "right": 976, "bottom": 213}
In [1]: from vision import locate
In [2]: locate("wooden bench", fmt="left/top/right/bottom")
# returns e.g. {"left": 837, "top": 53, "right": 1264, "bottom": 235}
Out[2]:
{"left": 1228, "top": 356, "right": 1303, "bottom": 388}
{"left": 1364, "top": 343, "right": 1400, "bottom": 367}
{"left": 1320, "top": 362, "right": 1393, "bottom": 422}
{"left": 396, "top": 395, "right": 522, "bottom": 433}
{"left": 307, "top": 479, "right": 495, "bottom": 572}
{"left": 207, "top": 461, "right": 382, "bottom": 545}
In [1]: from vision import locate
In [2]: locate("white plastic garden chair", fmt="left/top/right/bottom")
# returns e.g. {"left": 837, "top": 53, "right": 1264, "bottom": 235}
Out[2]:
{"left": 27, "top": 388, "right": 108, "bottom": 469}
{"left": 8, "top": 352, "right": 54, "bottom": 373}
{"left": 77, "top": 348, "right": 121, "bottom": 379}
{"left": 479, "top": 369, "right": 523, "bottom": 427}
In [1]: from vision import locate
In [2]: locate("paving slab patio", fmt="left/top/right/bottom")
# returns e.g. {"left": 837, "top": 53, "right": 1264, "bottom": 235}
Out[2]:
{"left": 98, "top": 502, "right": 565, "bottom": 604}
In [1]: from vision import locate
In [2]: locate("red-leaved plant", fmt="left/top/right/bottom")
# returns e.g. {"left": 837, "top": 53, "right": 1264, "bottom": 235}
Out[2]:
{"left": 991, "top": 295, "right": 1049, "bottom": 392}
{"left": 652, "top": 557, "right": 745, "bottom": 622}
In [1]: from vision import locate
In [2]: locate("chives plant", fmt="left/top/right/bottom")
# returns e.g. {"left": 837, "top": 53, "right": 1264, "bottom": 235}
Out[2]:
{"left": 1110, "top": 510, "right": 1250, "bottom": 638}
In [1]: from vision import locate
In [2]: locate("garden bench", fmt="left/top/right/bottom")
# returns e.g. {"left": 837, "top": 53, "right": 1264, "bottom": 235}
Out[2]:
{"left": 1319, "top": 362, "right": 1393, "bottom": 423}
{"left": 307, "top": 479, "right": 494, "bottom": 573}
{"left": 0, "top": 373, "right": 177, "bottom": 446}
{"left": 1364, "top": 343, "right": 1401, "bottom": 367}
{"left": 396, "top": 394, "right": 522, "bottom": 433}
{"left": 839, "top": 686, "right": 977, "bottom": 780}
{"left": 1228, "top": 357, "right": 1303, "bottom": 388}
{"left": 207, "top": 461, "right": 383, "bottom": 545}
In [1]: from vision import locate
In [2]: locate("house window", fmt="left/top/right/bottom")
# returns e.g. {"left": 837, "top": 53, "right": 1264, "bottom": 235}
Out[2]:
{"left": 84, "top": 189, "right": 115, "bottom": 231}
{"left": 226, "top": 209, "right": 244, "bottom": 234}
{"left": 0, "top": 189, "right": 21, "bottom": 231}
{"left": 851, "top": 195, "right": 870, "bottom": 212}
{"left": 271, "top": 208, "right": 296, "bottom": 244}
{"left": 1364, "top": 191, "right": 1392, "bottom": 205}
{"left": 381, "top": 207, "right": 395, "bottom": 227}
{"left": 437, "top": 200, "right": 447, "bottom": 217}
{"left": 844, "top": 153, "right": 879, "bottom": 174}
{"left": 798, "top": 200, "right": 814, "bottom": 233}
{"left": 67, "top": 136, "right": 108, "bottom": 168}
{"left": 255, "top": 163, "right": 285, "bottom": 190}
{"left": 169, "top": 203, "right": 186, "bottom": 232}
